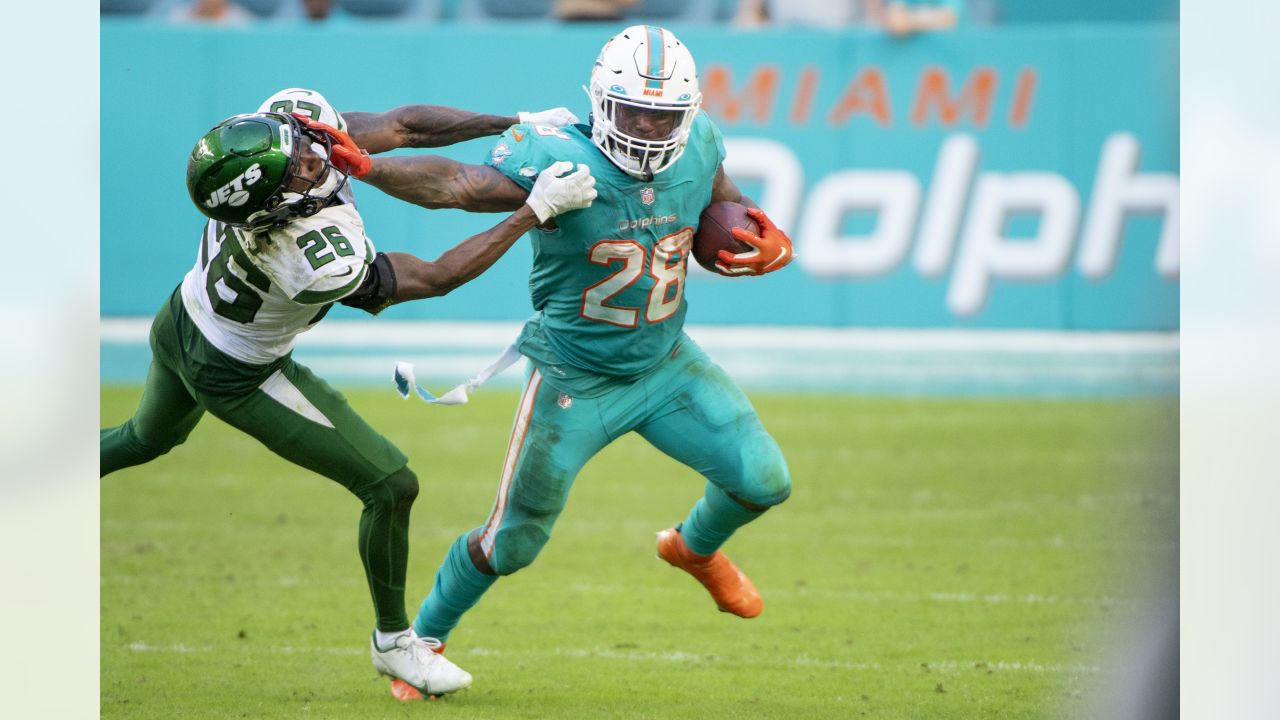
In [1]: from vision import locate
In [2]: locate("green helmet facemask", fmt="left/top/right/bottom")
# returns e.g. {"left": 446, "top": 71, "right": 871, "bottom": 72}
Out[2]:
{"left": 186, "top": 112, "right": 348, "bottom": 229}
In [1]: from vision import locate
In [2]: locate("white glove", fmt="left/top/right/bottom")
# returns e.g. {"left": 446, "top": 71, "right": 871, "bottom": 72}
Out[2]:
{"left": 517, "top": 107, "right": 580, "bottom": 128}
{"left": 525, "top": 161, "right": 597, "bottom": 223}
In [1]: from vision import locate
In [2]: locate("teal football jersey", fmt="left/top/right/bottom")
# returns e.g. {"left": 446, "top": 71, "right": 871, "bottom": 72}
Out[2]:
{"left": 486, "top": 112, "right": 726, "bottom": 382}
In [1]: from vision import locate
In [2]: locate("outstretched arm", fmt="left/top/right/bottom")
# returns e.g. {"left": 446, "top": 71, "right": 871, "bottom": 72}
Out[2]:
{"left": 384, "top": 205, "right": 538, "bottom": 301}
{"left": 341, "top": 162, "right": 597, "bottom": 312}
{"left": 344, "top": 106, "right": 578, "bottom": 155}
{"left": 362, "top": 155, "right": 530, "bottom": 212}
{"left": 344, "top": 106, "right": 518, "bottom": 154}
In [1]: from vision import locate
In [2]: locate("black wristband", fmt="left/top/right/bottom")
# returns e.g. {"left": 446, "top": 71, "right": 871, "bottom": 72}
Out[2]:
{"left": 340, "top": 252, "right": 397, "bottom": 315}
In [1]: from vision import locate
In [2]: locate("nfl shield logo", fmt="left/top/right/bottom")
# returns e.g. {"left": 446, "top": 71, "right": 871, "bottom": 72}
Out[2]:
{"left": 558, "top": 393, "right": 573, "bottom": 409}
{"left": 640, "top": 187, "right": 655, "bottom": 206}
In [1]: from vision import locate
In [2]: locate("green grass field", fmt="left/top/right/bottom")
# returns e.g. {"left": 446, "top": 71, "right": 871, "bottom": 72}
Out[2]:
{"left": 101, "top": 386, "right": 1176, "bottom": 719}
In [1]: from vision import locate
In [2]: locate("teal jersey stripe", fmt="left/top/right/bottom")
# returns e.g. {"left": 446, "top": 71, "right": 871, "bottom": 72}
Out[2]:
{"left": 645, "top": 26, "right": 664, "bottom": 92}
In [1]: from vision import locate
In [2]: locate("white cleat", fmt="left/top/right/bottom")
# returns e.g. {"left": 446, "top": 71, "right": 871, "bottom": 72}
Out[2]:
{"left": 370, "top": 632, "right": 472, "bottom": 696}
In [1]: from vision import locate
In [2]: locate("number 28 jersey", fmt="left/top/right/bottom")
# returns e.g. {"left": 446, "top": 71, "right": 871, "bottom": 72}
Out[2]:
{"left": 179, "top": 203, "right": 374, "bottom": 366}
{"left": 486, "top": 113, "right": 726, "bottom": 379}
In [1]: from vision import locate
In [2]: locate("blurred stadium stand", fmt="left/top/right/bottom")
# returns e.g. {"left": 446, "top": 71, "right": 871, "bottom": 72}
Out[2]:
{"left": 460, "top": 0, "right": 550, "bottom": 21}
{"left": 101, "top": 0, "right": 157, "bottom": 14}
{"left": 103, "top": 0, "right": 1178, "bottom": 22}
{"left": 237, "top": 0, "right": 285, "bottom": 17}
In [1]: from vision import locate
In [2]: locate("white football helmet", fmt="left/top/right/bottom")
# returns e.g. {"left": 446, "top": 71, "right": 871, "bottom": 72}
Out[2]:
{"left": 258, "top": 87, "right": 348, "bottom": 132}
{"left": 585, "top": 26, "right": 702, "bottom": 181}
{"left": 257, "top": 88, "right": 355, "bottom": 206}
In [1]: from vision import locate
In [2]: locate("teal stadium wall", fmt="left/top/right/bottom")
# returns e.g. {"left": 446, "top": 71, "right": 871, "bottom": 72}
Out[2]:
{"left": 101, "top": 21, "right": 1178, "bottom": 331}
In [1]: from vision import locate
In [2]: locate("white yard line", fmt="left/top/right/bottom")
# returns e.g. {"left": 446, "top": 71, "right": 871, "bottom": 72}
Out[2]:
{"left": 120, "top": 641, "right": 1098, "bottom": 673}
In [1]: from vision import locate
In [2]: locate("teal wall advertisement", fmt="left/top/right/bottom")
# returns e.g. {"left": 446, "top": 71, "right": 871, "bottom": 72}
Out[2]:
{"left": 101, "top": 22, "right": 1178, "bottom": 331}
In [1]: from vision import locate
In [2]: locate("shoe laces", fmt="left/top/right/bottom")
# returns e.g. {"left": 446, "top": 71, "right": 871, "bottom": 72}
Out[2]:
{"left": 409, "top": 635, "right": 446, "bottom": 664}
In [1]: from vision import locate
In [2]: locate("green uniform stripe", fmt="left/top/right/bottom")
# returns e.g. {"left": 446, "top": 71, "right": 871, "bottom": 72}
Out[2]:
{"left": 293, "top": 265, "right": 367, "bottom": 304}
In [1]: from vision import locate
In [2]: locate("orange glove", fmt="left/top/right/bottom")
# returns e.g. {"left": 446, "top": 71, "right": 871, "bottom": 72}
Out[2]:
{"left": 291, "top": 111, "right": 371, "bottom": 179}
{"left": 716, "top": 207, "right": 794, "bottom": 276}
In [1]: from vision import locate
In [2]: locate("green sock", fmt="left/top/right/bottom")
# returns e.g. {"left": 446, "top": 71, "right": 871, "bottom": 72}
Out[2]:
{"left": 354, "top": 466, "right": 418, "bottom": 632}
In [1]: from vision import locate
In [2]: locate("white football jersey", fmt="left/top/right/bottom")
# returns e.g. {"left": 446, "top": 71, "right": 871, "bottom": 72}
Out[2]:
{"left": 180, "top": 203, "right": 374, "bottom": 365}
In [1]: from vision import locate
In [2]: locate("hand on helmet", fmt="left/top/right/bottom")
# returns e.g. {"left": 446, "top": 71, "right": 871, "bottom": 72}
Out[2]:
{"left": 716, "top": 208, "right": 794, "bottom": 276}
{"left": 517, "top": 107, "right": 580, "bottom": 128}
{"left": 291, "top": 112, "right": 371, "bottom": 179}
{"left": 525, "top": 161, "right": 597, "bottom": 223}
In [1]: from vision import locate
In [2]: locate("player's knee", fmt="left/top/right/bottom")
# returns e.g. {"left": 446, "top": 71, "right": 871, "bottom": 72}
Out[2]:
{"left": 354, "top": 466, "right": 419, "bottom": 511}
{"left": 489, "top": 521, "right": 552, "bottom": 576}
{"left": 383, "top": 466, "right": 420, "bottom": 506}
{"left": 739, "top": 439, "right": 791, "bottom": 508}
{"left": 131, "top": 420, "right": 191, "bottom": 460}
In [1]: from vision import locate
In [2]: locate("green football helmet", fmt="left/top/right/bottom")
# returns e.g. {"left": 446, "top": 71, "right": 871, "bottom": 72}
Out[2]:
{"left": 186, "top": 112, "right": 348, "bottom": 229}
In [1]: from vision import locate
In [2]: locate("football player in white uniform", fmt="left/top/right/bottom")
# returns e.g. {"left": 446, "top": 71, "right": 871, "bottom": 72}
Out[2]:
{"left": 101, "top": 89, "right": 595, "bottom": 699}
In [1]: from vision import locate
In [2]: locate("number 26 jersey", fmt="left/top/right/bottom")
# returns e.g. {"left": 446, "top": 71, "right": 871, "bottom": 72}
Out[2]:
{"left": 179, "top": 202, "right": 374, "bottom": 366}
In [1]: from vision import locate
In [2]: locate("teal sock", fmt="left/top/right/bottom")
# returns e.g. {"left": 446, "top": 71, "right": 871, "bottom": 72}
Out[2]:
{"left": 680, "top": 482, "right": 766, "bottom": 556}
{"left": 412, "top": 532, "right": 497, "bottom": 641}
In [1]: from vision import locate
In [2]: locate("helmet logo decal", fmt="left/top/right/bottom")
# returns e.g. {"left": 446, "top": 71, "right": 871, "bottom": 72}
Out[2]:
{"left": 610, "top": 84, "right": 628, "bottom": 95}
{"left": 204, "top": 163, "right": 263, "bottom": 209}
{"left": 640, "top": 187, "right": 656, "bottom": 206}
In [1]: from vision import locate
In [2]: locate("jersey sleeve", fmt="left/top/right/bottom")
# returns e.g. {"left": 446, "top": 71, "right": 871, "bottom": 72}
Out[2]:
{"left": 696, "top": 111, "right": 728, "bottom": 168}
{"left": 293, "top": 253, "right": 368, "bottom": 306}
{"left": 485, "top": 122, "right": 578, "bottom": 192}
{"left": 262, "top": 209, "right": 374, "bottom": 305}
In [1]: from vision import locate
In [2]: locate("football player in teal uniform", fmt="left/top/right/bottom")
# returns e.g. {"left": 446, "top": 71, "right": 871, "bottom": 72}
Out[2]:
{"left": 343, "top": 26, "right": 795, "bottom": 699}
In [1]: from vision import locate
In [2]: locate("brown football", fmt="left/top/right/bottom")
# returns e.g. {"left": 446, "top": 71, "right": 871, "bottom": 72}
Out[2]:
{"left": 694, "top": 202, "right": 758, "bottom": 274}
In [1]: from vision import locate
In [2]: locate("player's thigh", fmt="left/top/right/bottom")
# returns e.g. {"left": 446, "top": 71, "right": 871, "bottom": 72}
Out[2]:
{"left": 637, "top": 350, "right": 790, "bottom": 505}
{"left": 129, "top": 356, "right": 205, "bottom": 448}
{"left": 479, "top": 368, "right": 611, "bottom": 564}
{"left": 199, "top": 360, "right": 407, "bottom": 486}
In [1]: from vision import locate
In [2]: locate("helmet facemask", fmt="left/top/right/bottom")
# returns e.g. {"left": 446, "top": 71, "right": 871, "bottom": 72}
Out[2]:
{"left": 188, "top": 111, "right": 351, "bottom": 230}
{"left": 246, "top": 115, "right": 349, "bottom": 229}
{"left": 588, "top": 85, "right": 700, "bottom": 181}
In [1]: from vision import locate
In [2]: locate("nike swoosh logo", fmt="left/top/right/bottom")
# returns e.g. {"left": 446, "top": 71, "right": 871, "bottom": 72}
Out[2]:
{"left": 333, "top": 267, "right": 354, "bottom": 277}
{"left": 511, "top": 130, "right": 525, "bottom": 142}
{"left": 764, "top": 245, "right": 791, "bottom": 271}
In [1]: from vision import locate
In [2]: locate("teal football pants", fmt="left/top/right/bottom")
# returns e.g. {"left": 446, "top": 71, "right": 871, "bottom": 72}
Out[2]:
{"left": 413, "top": 336, "right": 790, "bottom": 641}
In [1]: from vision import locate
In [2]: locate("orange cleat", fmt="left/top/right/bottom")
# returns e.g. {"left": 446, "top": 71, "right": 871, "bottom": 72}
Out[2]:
{"left": 390, "top": 679, "right": 430, "bottom": 702}
{"left": 388, "top": 642, "right": 446, "bottom": 702}
{"left": 656, "top": 527, "right": 763, "bottom": 618}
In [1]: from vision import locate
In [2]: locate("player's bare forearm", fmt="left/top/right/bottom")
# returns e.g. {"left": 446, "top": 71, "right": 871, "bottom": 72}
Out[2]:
{"left": 363, "top": 156, "right": 529, "bottom": 212}
{"left": 386, "top": 205, "right": 538, "bottom": 302}
{"left": 711, "top": 165, "right": 759, "bottom": 209}
{"left": 343, "top": 106, "right": 518, "bottom": 154}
